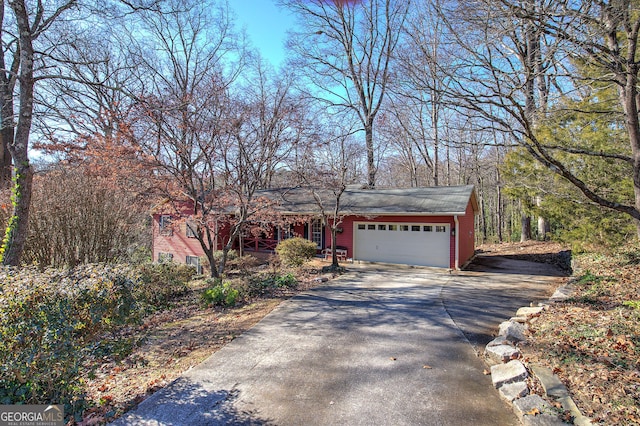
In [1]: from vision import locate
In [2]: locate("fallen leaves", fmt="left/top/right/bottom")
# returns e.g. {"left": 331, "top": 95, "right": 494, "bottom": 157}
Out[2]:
{"left": 518, "top": 246, "right": 640, "bottom": 425}
{"left": 80, "top": 298, "right": 284, "bottom": 423}
{"left": 525, "top": 407, "right": 541, "bottom": 416}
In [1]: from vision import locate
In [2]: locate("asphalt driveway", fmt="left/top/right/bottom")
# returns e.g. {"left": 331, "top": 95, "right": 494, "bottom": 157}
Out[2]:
{"left": 114, "top": 258, "right": 564, "bottom": 425}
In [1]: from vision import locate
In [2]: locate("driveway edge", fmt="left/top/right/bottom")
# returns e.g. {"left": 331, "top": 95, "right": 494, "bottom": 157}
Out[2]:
{"left": 484, "top": 282, "right": 593, "bottom": 426}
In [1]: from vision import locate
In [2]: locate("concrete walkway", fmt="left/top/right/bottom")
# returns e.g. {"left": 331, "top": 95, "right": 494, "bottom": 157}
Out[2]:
{"left": 114, "top": 261, "right": 562, "bottom": 425}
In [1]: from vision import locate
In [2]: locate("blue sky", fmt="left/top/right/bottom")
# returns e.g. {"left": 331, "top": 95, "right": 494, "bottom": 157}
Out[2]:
{"left": 230, "top": 0, "right": 296, "bottom": 67}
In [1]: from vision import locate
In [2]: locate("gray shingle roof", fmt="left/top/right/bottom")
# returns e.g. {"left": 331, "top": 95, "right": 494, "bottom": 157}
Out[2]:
{"left": 258, "top": 185, "right": 477, "bottom": 216}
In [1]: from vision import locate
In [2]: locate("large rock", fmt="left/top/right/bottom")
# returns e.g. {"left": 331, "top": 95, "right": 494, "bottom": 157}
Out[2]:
{"left": 486, "top": 336, "right": 509, "bottom": 347}
{"left": 549, "top": 284, "right": 576, "bottom": 303}
{"left": 485, "top": 344, "right": 521, "bottom": 364}
{"left": 491, "top": 360, "right": 528, "bottom": 388}
{"left": 530, "top": 365, "right": 593, "bottom": 426}
{"left": 530, "top": 365, "right": 568, "bottom": 398}
{"left": 512, "top": 394, "right": 550, "bottom": 416}
{"left": 498, "top": 320, "right": 528, "bottom": 342}
{"left": 516, "top": 306, "right": 544, "bottom": 318}
{"left": 522, "top": 413, "right": 568, "bottom": 426}
{"left": 513, "top": 395, "right": 567, "bottom": 425}
{"left": 498, "top": 381, "right": 529, "bottom": 402}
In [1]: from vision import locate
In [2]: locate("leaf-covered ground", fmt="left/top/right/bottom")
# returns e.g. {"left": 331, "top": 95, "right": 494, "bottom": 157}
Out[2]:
{"left": 78, "top": 263, "right": 328, "bottom": 425}
{"left": 483, "top": 242, "right": 640, "bottom": 425}
{"left": 79, "top": 299, "right": 282, "bottom": 425}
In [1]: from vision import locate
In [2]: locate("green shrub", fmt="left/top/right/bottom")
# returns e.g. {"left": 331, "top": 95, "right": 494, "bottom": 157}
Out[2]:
{"left": 202, "top": 281, "right": 239, "bottom": 307}
{"left": 0, "top": 265, "right": 140, "bottom": 415}
{"left": 275, "top": 237, "right": 317, "bottom": 266}
{"left": 275, "top": 273, "right": 298, "bottom": 288}
{"left": 623, "top": 300, "right": 640, "bottom": 310}
{"left": 0, "top": 262, "right": 196, "bottom": 420}
{"left": 244, "top": 275, "right": 274, "bottom": 297}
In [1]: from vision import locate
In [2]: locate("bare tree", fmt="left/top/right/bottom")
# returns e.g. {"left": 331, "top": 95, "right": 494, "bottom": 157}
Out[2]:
{"left": 134, "top": 2, "right": 304, "bottom": 277}
{"left": 134, "top": 0, "right": 244, "bottom": 278}
{"left": 282, "top": 0, "right": 409, "bottom": 188}
{"left": 291, "top": 121, "right": 361, "bottom": 269}
{"left": 214, "top": 64, "right": 303, "bottom": 272}
{"left": 33, "top": 24, "right": 143, "bottom": 146}
{"left": 390, "top": 0, "right": 458, "bottom": 187}
{"left": 0, "top": 0, "right": 161, "bottom": 266}
{"left": 0, "top": 0, "right": 79, "bottom": 266}
{"left": 443, "top": 0, "right": 640, "bottom": 237}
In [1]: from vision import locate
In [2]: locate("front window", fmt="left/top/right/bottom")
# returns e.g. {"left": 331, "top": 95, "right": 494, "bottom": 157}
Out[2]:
{"left": 278, "top": 225, "right": 293, "bottom": 241}
{"left": 311, "top": 219, "right": 323, "bottom": 249}
{"left": 159, "top": 215, "right": 173, "bottom": 236}
{"left": 186, "top": 255, "right": 202, "bottom": 274}
{"left": 186, "top": 220, "right": 197, "bottom": 238}
{"left": 158, "top": 252, "right": 173, "bottom": 263}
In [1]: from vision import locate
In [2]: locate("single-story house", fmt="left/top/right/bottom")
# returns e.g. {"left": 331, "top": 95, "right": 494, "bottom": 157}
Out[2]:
{"left": 152, "top": 185, "right": 478, "bottom": 271}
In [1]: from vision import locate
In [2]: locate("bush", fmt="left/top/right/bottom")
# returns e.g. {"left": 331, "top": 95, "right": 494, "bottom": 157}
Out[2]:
{"left": 275, "top": 237, "right": 317, "bottom": 266}
{"left": 226, "top": 254, "right": 260, "bottom": 275}
{"left": 202, "top": 281, "right": 240, "bottom": 307}
{"left": 0, "top": 265, "right": 139, "bottom": 414}
{"left": 243, "top": 273, "right": 299, "bottom": 297}
{"left": 23, "top": 167, "right": 150, "bottom": 268}
{"left": 0, "top": 262, "right": 196, "bottom": 420}
{"left": 133, "top": 263, "right": 194, "bottom": 311}
{"left": 212, "top": 250, "right": 238, "bottom": 265}
{"left": 275, "top": 273, "right": 298, "bottom": 288}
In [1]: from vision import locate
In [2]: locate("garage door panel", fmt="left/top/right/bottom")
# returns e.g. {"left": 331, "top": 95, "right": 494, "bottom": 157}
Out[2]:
{"left": 354, "top": 222, "right": 450, "bottom": 268}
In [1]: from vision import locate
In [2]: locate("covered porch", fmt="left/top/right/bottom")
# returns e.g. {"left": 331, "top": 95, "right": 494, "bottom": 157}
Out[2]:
{"left": 239, "top": 217, "right": 334, "bottom": 256}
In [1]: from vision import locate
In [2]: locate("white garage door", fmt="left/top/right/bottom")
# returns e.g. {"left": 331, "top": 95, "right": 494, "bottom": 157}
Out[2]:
{"left": 354, "top": 222, "right": 450, "bottom": 268}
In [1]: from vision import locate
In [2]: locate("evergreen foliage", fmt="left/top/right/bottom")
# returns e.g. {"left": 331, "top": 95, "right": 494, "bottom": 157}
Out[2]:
{"left": 0, "top": 263, "right": 194, "bottom": 417}
{"left": 502, "top": 90, "right": 635, "bottom": 249}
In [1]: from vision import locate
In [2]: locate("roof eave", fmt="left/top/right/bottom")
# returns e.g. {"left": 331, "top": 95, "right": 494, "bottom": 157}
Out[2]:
{"left": 277, "top": 210, "right": 470, "bottom": 217}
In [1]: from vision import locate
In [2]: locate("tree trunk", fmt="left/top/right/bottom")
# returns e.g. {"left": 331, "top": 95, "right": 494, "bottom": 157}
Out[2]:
{"left": 535, "top": 195, "right": 549, "bottom": 240}
{"left": 2, "top": 0, "right": 36, "bottom": 266}
{"left": 1, "top": 162, "right": 32, "bottom": 265}
{"left": 204, "top": 247, "right": 217, "bottom": 279}
{"left": 331, "top": 226, "right": 339, "bottom": 268}
{"left": 431, "top": 89, "right": 439, "bottom": 186}
{"left": 198, "top": 225, "right": 220, "bottom": 279}
{"left": 497, "top": 184, "right": 503, "bottom": 243}
{"left": 520, "top": 212, "right": 531, "bottom": 242}
{"left": 0, "top": 3, "right": 15, "bottom": 188}
{"left": 365, "top": 122, "right": 375, "bottom": 188}
{"left": 478, "top": 179, "right": 487, "bottom": 242}
{"left": 0, "top": 126, "right": 11, "bottom": 187}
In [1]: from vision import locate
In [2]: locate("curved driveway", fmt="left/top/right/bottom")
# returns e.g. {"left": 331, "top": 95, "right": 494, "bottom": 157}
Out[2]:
{"left": 115, "top": 257, "right": 564, "bottom": 426}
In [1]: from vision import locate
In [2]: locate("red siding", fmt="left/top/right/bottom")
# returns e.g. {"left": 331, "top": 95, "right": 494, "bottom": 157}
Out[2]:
{"left": 292, "top": 223, "right": 306, "bottom": 238}
{"left": 152, "top": 214, "right": 205, "bottom": 263}
{"left": 457, "top": 201, "right": 476, "bottom": 267}
{"left": 328, "top": 206, "right": 476, "bottom": 269}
